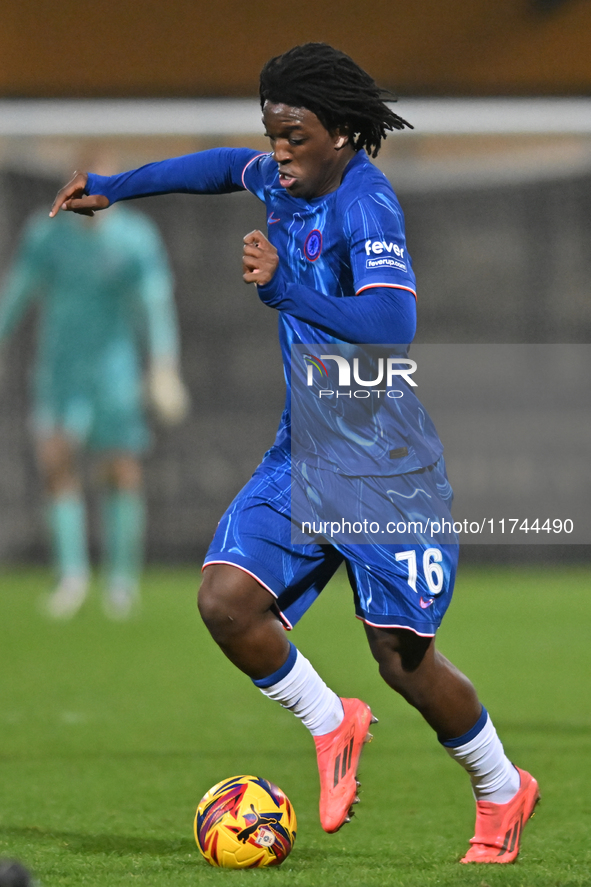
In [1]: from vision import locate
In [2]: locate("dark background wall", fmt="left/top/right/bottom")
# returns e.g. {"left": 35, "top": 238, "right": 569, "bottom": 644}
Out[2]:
{"left": 1, "top": 0, "right": 591, "bottom": 97}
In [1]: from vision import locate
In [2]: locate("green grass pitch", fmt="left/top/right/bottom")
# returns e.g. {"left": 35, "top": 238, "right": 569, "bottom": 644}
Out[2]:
{"left": 1, "top": 564, "right": 590, "bottom": 886}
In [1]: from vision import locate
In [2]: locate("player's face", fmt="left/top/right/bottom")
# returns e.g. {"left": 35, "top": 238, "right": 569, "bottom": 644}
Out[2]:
{"left": 262, "top": 102, "right": 353, "bottom": 200}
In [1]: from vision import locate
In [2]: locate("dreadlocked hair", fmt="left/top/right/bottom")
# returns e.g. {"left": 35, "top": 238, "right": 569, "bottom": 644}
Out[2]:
{"left": 259, "top": 43, "right": 413, "bottom": 158}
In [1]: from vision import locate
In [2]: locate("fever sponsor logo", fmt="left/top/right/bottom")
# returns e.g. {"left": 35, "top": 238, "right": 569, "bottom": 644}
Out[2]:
{"left": 364, "top": 239, "right": 405, "bottom": 257}
{"left": 366, "top": 256, "right": 407, "bottom": 272}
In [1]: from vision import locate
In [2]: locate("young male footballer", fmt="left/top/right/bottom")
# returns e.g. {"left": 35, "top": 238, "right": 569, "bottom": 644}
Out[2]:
{"left": 50, "top": 43, "right": 539, "bottom": 862}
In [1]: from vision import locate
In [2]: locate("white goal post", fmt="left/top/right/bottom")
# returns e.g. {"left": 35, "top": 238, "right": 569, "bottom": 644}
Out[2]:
{"left": 1, "top": 97, "right": 591, "bottom": 137}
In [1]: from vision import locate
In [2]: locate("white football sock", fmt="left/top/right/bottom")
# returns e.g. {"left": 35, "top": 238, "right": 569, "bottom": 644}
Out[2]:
{"left": 443, "top": 711, "right": 521, "bottom": 803}
{"left": 254, "top": 645, "right": 344, "bottom": 737}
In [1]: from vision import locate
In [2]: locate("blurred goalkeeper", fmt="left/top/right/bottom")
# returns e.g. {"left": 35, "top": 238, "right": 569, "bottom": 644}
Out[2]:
{"left": 0, "top": 195, "right": 189, "bottom": 619}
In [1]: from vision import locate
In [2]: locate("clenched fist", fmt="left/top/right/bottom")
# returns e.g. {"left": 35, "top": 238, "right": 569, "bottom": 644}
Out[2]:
{"left": 242, "top": 230, "right": 279, "bottom": 286}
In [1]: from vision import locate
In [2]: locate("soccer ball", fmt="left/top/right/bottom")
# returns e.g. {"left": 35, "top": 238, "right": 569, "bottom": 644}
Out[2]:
{"left": 194, "top": 775, "right": 297, "bottom": 868}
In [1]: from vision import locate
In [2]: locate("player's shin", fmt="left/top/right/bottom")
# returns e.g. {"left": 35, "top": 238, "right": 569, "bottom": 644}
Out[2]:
{"left": 439, "top": 706, "right": 520, "bottom": 803}
{"left": 253, "top": 642, "right": 375, "bottom": 833}
{"left": 443, "top": 707, "right": 540, "bottom": 863}
{"left": 253, "top": 642, "right": 344, "bottom": 735}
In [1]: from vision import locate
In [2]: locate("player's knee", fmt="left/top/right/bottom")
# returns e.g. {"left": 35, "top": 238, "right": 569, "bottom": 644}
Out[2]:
{"left": 197, "top": 586, "right": 249, "bottom": 642}
{"left": 197, "top": 578, "right": 225, "bottom": 634}
{"left": 198, "top": 566, "right": 262, "bottom": 642}
{"left": 366, "top": 625, "right": 431, "bottom": 669}
{"left": 365, "top": 625, "right": 433, "bottom": 696}
{"left": 372, "top": 654, "right": 435, "bottom": 713}
{"left": 375, "top": 659, "right": 415, "bottom": 699}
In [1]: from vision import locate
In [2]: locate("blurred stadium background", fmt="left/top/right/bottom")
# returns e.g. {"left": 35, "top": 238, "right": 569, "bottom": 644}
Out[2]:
{"left": 1, "top": 0, "right": 590, "bottom": 566}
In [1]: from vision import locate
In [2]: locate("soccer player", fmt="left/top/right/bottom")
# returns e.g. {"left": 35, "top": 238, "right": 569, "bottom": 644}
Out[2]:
{"left": 0, "top": 202, "right": 189, "bottom": 619}
{"left": 49, "top": 44, "right": 539, "bottom": 862}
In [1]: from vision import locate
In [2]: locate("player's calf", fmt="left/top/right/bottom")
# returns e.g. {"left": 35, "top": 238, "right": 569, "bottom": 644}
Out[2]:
{"left": 198, "top": 563, "right": 291, "bottom": 679}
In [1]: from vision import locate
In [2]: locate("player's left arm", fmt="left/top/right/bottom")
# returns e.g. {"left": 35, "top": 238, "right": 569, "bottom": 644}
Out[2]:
{"left": 242, "top": 230, "right": 416, "bottom": 346}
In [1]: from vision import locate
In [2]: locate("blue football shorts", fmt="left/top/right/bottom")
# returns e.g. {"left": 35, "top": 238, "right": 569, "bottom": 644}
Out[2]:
{"left": 203, "top": 446, "right": 459, "bottom": 637}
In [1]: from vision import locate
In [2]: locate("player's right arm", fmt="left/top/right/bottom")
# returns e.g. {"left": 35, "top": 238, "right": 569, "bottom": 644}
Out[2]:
{"left": 50, "top": 148, "right": 264, "bottom": 217}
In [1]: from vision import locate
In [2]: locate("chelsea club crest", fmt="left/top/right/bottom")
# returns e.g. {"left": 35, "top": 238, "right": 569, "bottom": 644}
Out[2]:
{"left": 304, "top": 229, "right": 322, "bottom": 262}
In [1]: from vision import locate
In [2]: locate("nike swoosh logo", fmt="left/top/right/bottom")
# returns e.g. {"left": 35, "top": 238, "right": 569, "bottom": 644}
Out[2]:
{"left": 267, "top": 212, "right": 281, "bottom": 224}
{"left": 419, "top": 597, "right": 434, "bottom": 609}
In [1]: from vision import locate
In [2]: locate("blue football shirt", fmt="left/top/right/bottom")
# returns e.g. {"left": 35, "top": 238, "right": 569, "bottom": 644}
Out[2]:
{"left": 86, "top": 147, "right": 443, "bottom": 475}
